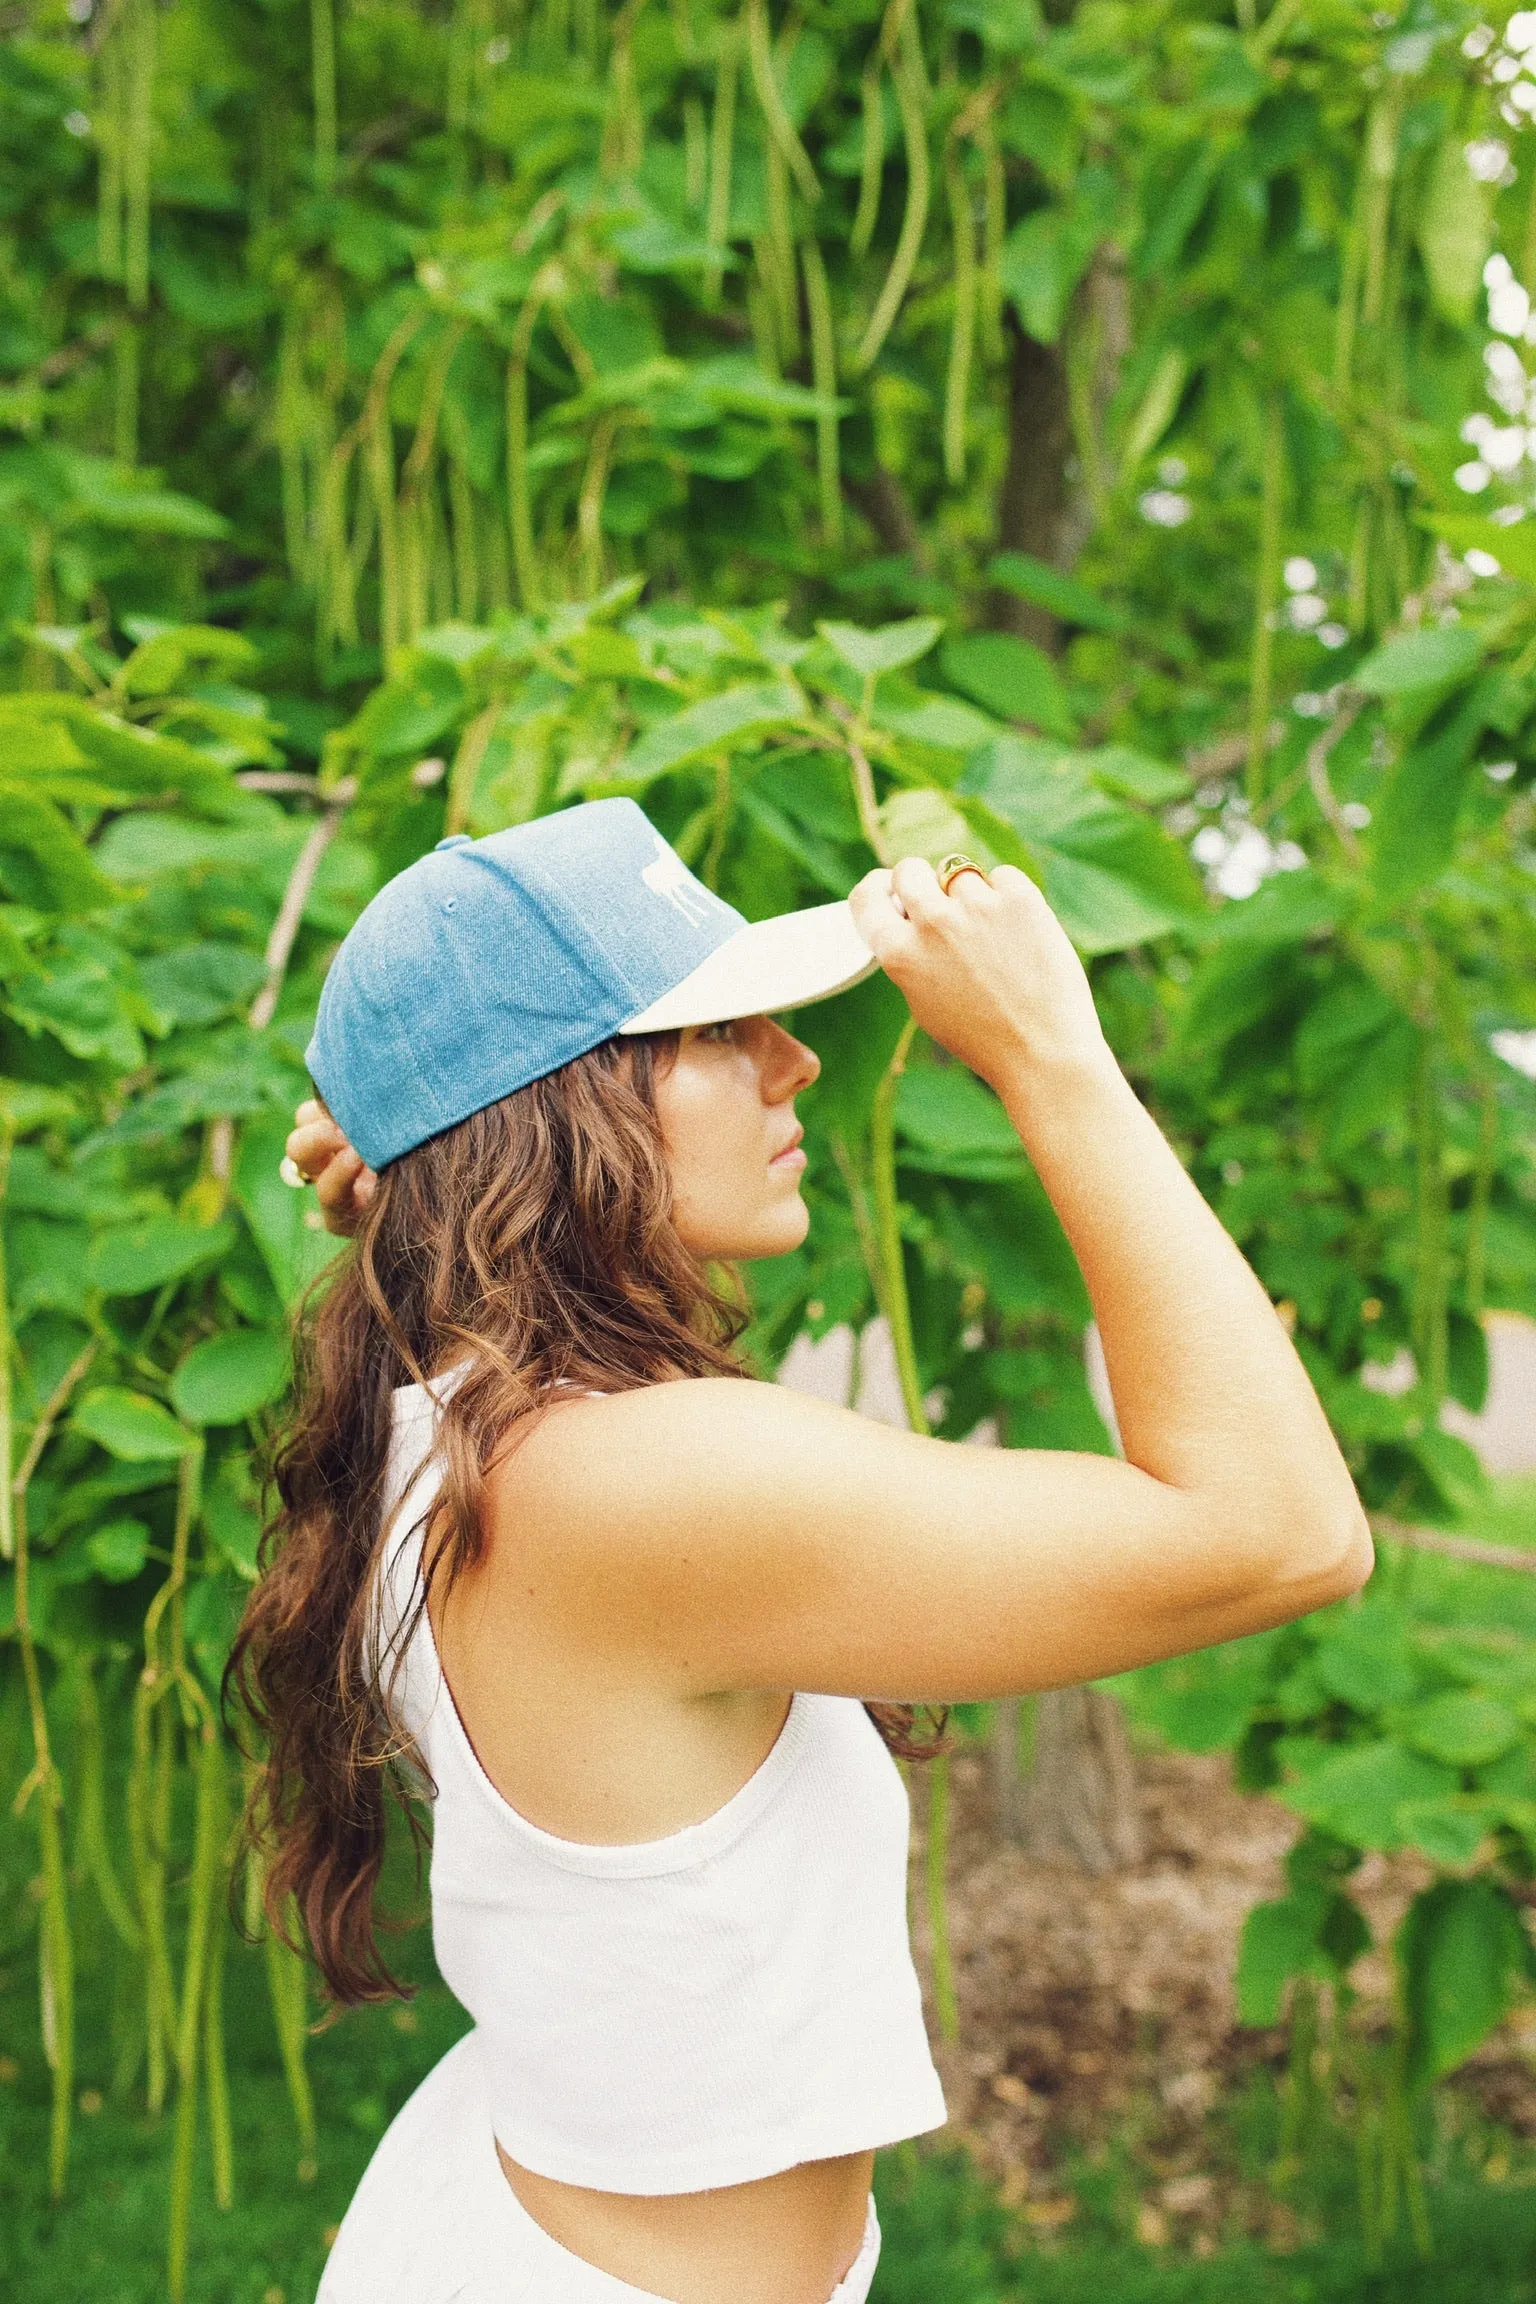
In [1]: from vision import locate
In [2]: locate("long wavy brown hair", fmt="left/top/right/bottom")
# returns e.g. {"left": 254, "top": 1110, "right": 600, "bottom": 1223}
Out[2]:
{"left": 227, "top": 1029, "right": 946, "bottom": 2008}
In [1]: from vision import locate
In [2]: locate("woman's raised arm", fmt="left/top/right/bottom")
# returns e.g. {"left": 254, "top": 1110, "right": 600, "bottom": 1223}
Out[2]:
{"left": 494, "top": 858, "right": 1371, "bottom": 1702}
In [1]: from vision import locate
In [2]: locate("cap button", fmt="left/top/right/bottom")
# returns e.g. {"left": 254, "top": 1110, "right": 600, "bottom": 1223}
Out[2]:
{"left": 435, "top": 834, "right": 472, "bottom": 851}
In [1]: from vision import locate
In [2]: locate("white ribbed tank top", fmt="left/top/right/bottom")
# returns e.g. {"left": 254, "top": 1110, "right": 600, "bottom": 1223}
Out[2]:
{"left": 373, "top": 1380, "right": 947, "bottom": 2196}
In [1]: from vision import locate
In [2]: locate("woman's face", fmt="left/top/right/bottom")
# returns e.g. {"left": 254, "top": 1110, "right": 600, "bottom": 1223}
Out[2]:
{"left": 651, "top": 1015, "right": 821, "bottom": 1260}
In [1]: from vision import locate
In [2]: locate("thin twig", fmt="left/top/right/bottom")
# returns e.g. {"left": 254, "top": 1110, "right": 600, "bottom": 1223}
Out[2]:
{"left": 13, "top": 1342, "right": 99, "bottom": 1504}
{"left": 207, "top": 778, "right": 356, "bottom": 1185}
{"left": 1303, "top": 689, "right": 1365, "bottom": 862}
{"left": 1372, "top": 1515, "right": 1536, "bottom": 1577}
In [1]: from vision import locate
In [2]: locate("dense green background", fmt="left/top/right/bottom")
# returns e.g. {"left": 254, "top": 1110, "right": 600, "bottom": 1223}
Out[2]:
{"left": 3, "top": 0, "right": 1536, "bottom": 2295}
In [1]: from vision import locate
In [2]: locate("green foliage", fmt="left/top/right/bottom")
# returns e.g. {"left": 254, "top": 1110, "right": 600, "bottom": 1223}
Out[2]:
{"left": 3, "top": 0, "right": 1536, "bottom": 2281}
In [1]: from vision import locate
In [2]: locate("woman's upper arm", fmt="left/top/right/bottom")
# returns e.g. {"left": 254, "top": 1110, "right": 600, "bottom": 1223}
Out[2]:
{"left": 494, "top": 1380, "right": 1368, "bottom": 1702}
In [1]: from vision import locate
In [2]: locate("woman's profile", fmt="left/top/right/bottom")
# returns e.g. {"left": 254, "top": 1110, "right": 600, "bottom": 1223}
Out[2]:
{"left": 228, "top": 798, "right": 1372, "bottom": 2304}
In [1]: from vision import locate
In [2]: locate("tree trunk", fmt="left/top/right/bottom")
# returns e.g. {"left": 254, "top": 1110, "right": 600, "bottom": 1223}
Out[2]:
{"left": 993, "top": 1686, "right": 1143, "bottom": 1871}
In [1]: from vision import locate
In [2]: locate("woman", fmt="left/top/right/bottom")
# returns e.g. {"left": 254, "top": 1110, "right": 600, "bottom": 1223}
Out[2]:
{"left": 231, "top": 797, "right": 1371, "bottom": 2304}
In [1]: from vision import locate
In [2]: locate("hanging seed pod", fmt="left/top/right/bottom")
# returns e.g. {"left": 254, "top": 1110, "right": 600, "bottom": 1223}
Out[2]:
{"left": 764, "top": 137, "right": 799, "bottom": 364}
{"left": 312, "top": 0, "right": 338, "bottom": 191}
{"left": 853, "top": 4, "right": 929, "bottom": 375}
{"left": 800, "top": 238, "right": 842, "bottom": 545}
{"left": 1465, "top": 1076, "right": 1497, "bottom": 1319}
{"left": 942, "top": 135, "right": 976, "bottom": 486}
{"left": 97, "top": 15, "right": 124, "bottom": 283}
{"left": 508, "top": 269, "right": 558, "bottom": 611}
{"left": 445, "top": 419, "right": 481, "bottom": 622}
{"left": 72, "top": 1659, "right": 140, "bottom": 1950}
{"left": 746, "top": 0, "right": 819, "bottom": 206}
{"left": 1412, "top": 1039, "right": 1450, "bottom": 1411}
{"left": 976, "top": 105, "right": 1004, "bottom": 363}
{"left": 264, "top": 1916, "right": 318, "bottom": 2173}
{"left": 1246, "top": 394, "right": 1284, "bottom": 809}
{"left": 576, "top": 412, "right": 618, "bottom": 598}
{"left": 705, "top": 23, "right": 739, "bottom": 305}
{"left": 850, "top": 61, "right": 884, "bottom": 260}
{"left": 166, "top": 1703, "right": 225, "bottom": 2302}
{"left": 123, "top": 0, "right": 155, "bottom": 317}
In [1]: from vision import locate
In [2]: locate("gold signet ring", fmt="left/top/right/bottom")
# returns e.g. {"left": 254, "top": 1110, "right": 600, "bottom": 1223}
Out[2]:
{"left": 937, "top": 852, "right": 986, "bottom": 894}
{"left": 279, "top": 1156, "right": 310, "bottom": 1189}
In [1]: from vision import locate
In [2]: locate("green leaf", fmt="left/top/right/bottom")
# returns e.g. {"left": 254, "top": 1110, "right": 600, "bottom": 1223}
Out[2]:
{"left": 234, "top": 1108, "right": 346, "bottom": 1307}
{"left": 84, "top": 1517, "right": 151, "bottom": 1582}
{"left": 1399, "top": 1879, "right": 1533, "bottom": 2089}
{"left": 986, "top": 554, "right": 1126, "bottom": 634}
{"left": 1417, "top": 138, "right": 1490, "bottom": 330}
{"left": 0, "top": 784, "right": 114, "bottom": 913}
{"left": 1371, "top": 684, "right": 1490, "bottom": 900}
{"left": 940, "top": 634, "right": 1077, "bottom": 739}
{"left": 1313, "top": 1602, "right": 1419, "bottom": 1713}
{"left": 622, "top": 680, "right": 804, "bottom": 781}
{"left": 895, "top": 1064, "right": 1024, "bottom": 1180}
{"left": 877, "top": 788, "right": 982, "bottom": 871}
{"left": 1353, "top": 624, "right": 1482, "bottom": 696}
{"left": 348, "top": 654, "right": 466, "bottom": 761}
{"left": 86, "top": 1216, "right": 235, "bottom": 1296}
{"left": 1083, "top": 746, "right": 1189, "bottom": 805}
{"left": 1406, "top": 1692, "right": 1523, "bottom": 1770}
{"left": 816, "top": 619, "right": 944, "bottom": 681}
{"left": 1236, "top": 1886, "right": 1368, "bottom": 2026}
{"left": 170, "top": 1327, "right": 290, "bottom": 1426}
{"left": 73, "top": 1388, "right": 194, "bottom": 1463}
{"left": 1283, "top": 1738, "right": 1457, "bottom": 1851}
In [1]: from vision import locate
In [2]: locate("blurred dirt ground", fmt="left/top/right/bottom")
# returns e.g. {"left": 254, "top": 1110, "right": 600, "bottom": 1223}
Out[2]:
{"left": 906, "top": 1741, "right": 1536, "bottom": 2250}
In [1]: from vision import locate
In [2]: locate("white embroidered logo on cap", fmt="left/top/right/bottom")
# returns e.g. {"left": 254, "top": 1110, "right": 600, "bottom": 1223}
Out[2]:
{"left": 640, "top": 834, "right": 722, "bottom": 926}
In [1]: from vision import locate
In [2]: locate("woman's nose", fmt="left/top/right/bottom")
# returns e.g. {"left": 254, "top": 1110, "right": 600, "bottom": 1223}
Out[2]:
{"left": 759, "top": 1018, "right": 820, "bottom": 1097}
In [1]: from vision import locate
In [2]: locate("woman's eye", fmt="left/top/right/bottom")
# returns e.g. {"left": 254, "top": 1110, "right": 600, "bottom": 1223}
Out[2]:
{"left": 698, "top": 1020, "right": 736, "bottom": 1044}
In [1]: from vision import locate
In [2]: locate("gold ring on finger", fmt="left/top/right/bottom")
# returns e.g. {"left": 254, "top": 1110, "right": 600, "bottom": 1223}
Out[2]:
{"left": 279, "top": 1156, "right": 311, "bottom": 1189}
{"left": 937, "top": 852, "right": 987, "bottom": 895}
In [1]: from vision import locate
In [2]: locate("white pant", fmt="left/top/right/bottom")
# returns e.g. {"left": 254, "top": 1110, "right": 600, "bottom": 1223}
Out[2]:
{"left": 318, "top": 2030, "right": 883, "bottom": 2304}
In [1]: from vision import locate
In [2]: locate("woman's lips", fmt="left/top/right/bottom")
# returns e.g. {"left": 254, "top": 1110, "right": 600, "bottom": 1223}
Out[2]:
{"left": 769, "top": 1130, "right": 806, "bottom": 1171}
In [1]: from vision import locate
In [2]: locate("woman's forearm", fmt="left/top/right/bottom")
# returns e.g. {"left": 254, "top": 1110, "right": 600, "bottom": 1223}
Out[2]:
{"left": 997, "top": 1046, "right": 1369, "bottom": 1563}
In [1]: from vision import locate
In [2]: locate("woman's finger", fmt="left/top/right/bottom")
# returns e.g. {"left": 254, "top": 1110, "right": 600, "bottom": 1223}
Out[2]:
{"left": 849, "top": 867, "right": 917, "bottom": 962}
{"left": 890, "top": 854, "right": 946, "bottom": 925}
{"left": 287, "top": 1115, "right": 350, "bottom": 1179}
{"left": 313, "top": 1147, "right": 374, "bottom": 1236}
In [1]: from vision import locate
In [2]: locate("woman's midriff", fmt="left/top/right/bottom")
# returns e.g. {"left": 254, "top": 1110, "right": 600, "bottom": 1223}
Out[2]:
{"left": 495, "top": 2143, "right": 877, "bottom": 2304}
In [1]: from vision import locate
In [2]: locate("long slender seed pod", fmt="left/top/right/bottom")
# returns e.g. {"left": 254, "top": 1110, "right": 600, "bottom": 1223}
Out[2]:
{"left": 976, "top": 107, "right": 1005, "bottom": 362}
{"left": 764, "top": 137, "right": 799, "bottom": 364}
{"left": 265, "top": 1919, "right": 318, "bottom": 2172}
{"left": 448, "top": 700, "right": 503, "bottom": 835}
{"left": 73, "top": 1660, "right": 140, "bottom": 1949}
{"left": 942, "top": 136, "right": 976, "bottom": 486}
{"left": 204, "top": 1899, "right": 233, "bottom": 2211}
{"left": 276, "top": 316, "right": 309, "bottom": 578}
{"left": 482, "top": 489, "right": 512, "bottom": 614}
{"left": 399, "top": 319, "right": 469, "bottom": 645}
{"left": 311, "top": 0, "right": 337, "bottom": 192}
{"left": 446, "top": 429, "right": 480, "bottom": 622}
{"left": 123, "top": 0, "right": 155, "bottom": 316}
{"left": 851, "top": 62, "right": 884, "bottom": 260}
{"left": 576, "top": 412, "right": 618, "bottom": 598}
{"left": 368, "top": 395, "right": 402, "bottom": 663}
{"left": 3, "top": 1243, "right": 94, "bottom": 2198}
{"left": 97, "top": 20, "right": 124, "bottom": 282}
{"left": 507, "top": 269, "right": 557, "bottom": 610}
{"left": 1413, "top": 1039, "right": 1450, "bottom": 1411}
{"left": 1360, "top": 87, "right": 1402, "bottom": 338}
{"left": 602, "top": 0, "right": 646, "bottom": 178}
{"left": 746, "top": 0, "right": 819, "bottom": 205}
{"left": 705, "top": 25, "right": 739, "bottom": 304}
{"left": 747, "top": 251, "right": 782, "bottom": 378}
{"left": 429, "top": 471, "right": 457, "bottom": 625}
{"left": 684, "top": 93, "right": 708, "bottom": 208}
{"left": 1246, "top": 394, "right": 1284, "bottom": 809}
{"left": 854, "top": 7, "right": 929, "bottom": 374}
{"left": 800, "top": 237, "right": 842, "bottom": 544}
{"left": 1465, "top": 1076, "right": 1497, "bottom": 1319}
{"left": 167, "top": 1704, "right": 222, "bottom": 2302}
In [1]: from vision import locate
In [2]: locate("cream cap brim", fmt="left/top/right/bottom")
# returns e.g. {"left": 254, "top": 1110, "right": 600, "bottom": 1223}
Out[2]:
{"left": 617, "top": 899, "right": 878, "bottom": 1034}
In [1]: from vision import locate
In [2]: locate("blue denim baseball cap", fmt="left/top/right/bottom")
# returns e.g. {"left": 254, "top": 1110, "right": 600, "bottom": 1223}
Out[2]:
{"left": 306, "top": 797, "right": 877, "bottom": 1169}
